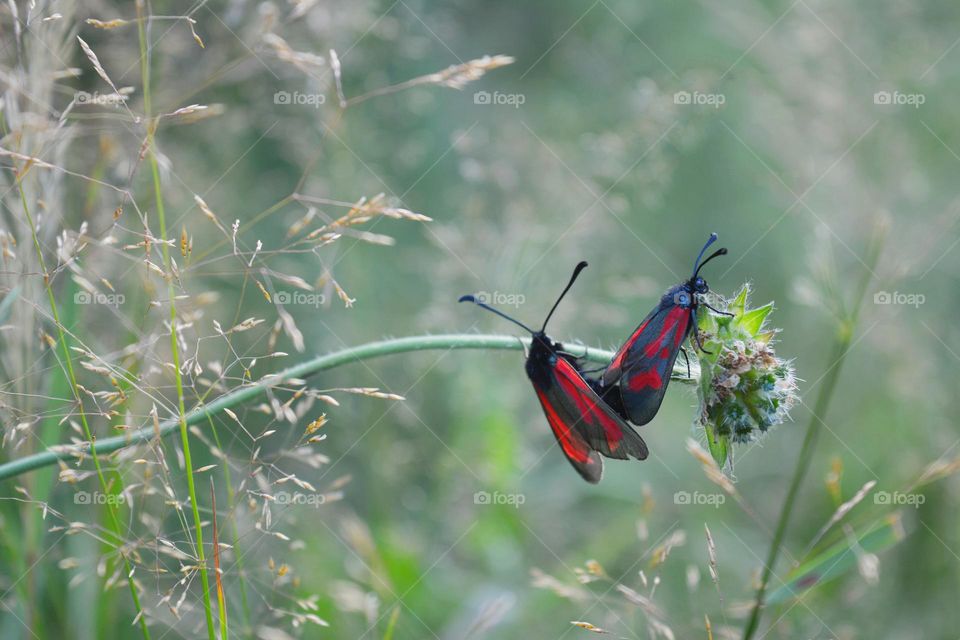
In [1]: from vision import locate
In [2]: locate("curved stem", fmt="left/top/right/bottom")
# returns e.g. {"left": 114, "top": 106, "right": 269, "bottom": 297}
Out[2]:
{"left": 0, "top": 334, "right": 694, "bottom": 483}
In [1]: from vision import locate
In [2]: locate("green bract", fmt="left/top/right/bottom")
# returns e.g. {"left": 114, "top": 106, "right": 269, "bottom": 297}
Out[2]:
{"left": 696, "top": 284, "right": 798, "bottom": 467}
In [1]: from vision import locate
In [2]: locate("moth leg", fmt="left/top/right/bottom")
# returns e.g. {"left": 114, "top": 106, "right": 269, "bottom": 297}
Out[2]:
{"left": 704, "top": 302, "right": 734, "bottom": 317}
{"left": 691, "top": 308, "right": 714, "bottom": 354}
{"left": 694, "top": 332, "right": 712, "bottom": 354}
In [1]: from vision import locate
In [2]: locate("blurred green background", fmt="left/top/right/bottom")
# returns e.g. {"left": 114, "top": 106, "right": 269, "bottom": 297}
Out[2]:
{"left": 1, "top": 0, "right": 959, "bottom": 638}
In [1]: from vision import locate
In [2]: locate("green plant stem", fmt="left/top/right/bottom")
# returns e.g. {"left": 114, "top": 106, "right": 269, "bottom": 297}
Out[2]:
{"left": 15, "top": 172, "right": 151, "bottom": 640}
{"left": 208, "top": 416, "right": 252, "bottom": 635}
{"left": 135, "top": 5, "right": 216, "bottom": 639}
{"left": 741, "top": 233, "right": 882, "bottom": 640}
{"left": 0, "top": 334, "right": 694, "bottom": 482}
{"left": 739, "top": 337, "right": 850, "bottom": 640}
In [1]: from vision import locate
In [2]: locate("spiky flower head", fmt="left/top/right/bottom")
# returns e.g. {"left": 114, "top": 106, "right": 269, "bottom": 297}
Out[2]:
{"left": 696, "top": 284, "right": 798, "bottom": 467}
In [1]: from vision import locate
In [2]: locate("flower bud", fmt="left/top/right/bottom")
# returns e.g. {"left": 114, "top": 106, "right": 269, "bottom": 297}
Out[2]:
{"left": 695, "top": 284, "right": 797, "bottom": 467}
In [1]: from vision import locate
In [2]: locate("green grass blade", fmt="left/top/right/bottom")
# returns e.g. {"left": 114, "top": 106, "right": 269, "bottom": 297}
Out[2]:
{"left": 766, "top": 513, "right": 906, "bottom": 605}
{"left": 0, "top": 285, "right": 19, "bottom": 323}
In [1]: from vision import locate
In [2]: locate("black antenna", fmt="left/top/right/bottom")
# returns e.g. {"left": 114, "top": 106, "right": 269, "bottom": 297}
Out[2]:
{"left": 458, "top": 295, "right": 535, "bottom": 334}
{"left": 541, "top": 261, "right": 588, "bottom": 332}
{"left": 691, "top": 233, "right": 718, "bottom": 277}
{"left": 693, "top": 247, "right": 728, "bottom": 279}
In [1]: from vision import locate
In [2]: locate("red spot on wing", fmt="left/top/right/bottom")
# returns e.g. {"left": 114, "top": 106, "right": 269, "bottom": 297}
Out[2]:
{"left": 536, "top": 388, "right": 591, "bottom": 464}
{"left": 642, "top": 311, "right": 680, "bottom": 358}
{"left": 610, "top": 318, "right": 650, "bottom": 372}
{"left": 627, "top": 369, "right": 663, "bottom": 391}
{"left": 554, "top": 359, "right": 623, "bottom": 450}
{"left": 659, "top": 347, "right": 672, "bottom": 359}
{"left": 642, "top": 307, "right": 688, "bottom": 355}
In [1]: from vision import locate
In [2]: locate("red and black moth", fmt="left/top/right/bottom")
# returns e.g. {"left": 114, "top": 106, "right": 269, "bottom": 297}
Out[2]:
{"left": 460, "top": 262, "right": 648, "bottom": 483}
{"left": 601, "top": 233, "right": 732, "bottom": 426}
